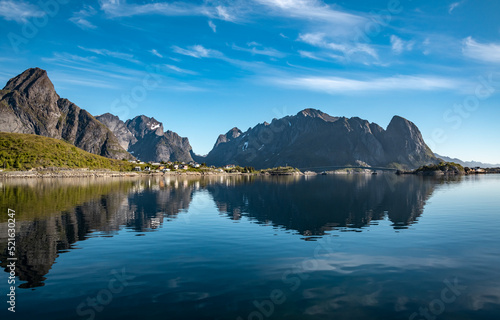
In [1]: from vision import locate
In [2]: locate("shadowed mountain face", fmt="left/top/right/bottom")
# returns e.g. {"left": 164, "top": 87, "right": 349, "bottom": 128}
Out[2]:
{"left": 97, "top": 113, "right": 194, "bottom": 163}
{"left": 203, "top": 109, "right": 437, "bottom": 169}
{"left": 0, "top": 175, "right": 451, "bottom": 288}
{"left": 0, "top": 68, "right": 132, "bottom": 160}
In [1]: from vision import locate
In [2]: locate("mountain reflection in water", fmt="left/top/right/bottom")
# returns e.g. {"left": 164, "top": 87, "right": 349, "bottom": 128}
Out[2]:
{"left": 0, "top": 175, "right": 458, "bottom": 289}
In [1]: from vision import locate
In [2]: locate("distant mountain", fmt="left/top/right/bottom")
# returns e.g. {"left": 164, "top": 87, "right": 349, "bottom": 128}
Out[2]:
{"left": 96, "top": 113, "right": 194, "bottom": 163}
{"left": 0, "top": 68, "right": 131, "bottom": 160}
{"left": 434, "top": 153, "right": 500, "bottom": 168}
{"left": 203, "top": 108, "right": 437, "bottom": 169}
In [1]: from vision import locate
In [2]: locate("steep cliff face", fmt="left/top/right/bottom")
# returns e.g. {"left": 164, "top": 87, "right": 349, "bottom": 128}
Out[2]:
{"left": 203, "top": 108, "right": 437, "bottom": 169}
{"left": 381, "top": 116, "right": 435, "bottom": 166}
{"left": 97, "top": 113, "right": 194, "bottom": 163}
{"left": 214, "top": 127, "right": 243, "bottom": 148}
{"left": 95, "top": 113, "right": 137, "bottom": 150}
{"left": 0, "top": 68, "right": 132, "bottom": 160}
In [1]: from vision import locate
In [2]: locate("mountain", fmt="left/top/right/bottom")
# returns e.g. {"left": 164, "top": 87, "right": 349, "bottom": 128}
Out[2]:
{"left": 96, "top": 113, "right": 194, "bottom": 163}
{"left": 434, "top": 153, "right": 500, "bottom": 168}
{"left": 94, "top": 113, "right": 137, "bottom": 150}
{"left": 0, "top": 68, "right": 131, "bottom": 160}
{"left": 203, "top": 108, "right": 437, "bottom": 169}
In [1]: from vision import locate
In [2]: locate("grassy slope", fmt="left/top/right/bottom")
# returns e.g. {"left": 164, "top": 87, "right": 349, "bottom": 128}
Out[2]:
{"left": 0, "top": 132, "right": 135, "bottom": 171}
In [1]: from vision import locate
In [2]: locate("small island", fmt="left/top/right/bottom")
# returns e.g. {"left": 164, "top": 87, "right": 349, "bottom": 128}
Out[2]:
{"left": 397, "top": 161, "right": 499, "bottom": 176}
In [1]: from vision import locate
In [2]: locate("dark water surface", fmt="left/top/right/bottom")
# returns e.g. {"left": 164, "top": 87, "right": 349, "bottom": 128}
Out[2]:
{"left": 0, "top": 174, "right": 499, "bottom": 320}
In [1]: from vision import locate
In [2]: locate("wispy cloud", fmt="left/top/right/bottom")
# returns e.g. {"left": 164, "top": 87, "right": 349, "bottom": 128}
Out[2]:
{"left": 99, "top": 0, "right": 235, "bottom": 21}
{"left": 270, "top": 75, "right": 463, "bottom": 93}
{"left": 448, "top": 1, "right": 463, "bottom": 14}
{"left": 41, "top": 52, "right": 143, "bottom": 82}
{"left": 298, "top": 32, "right": 378, "bottom": 62}
{"left": 208, "top": 20, "right": 217, "bottom": 33}
{"left": 253, "top": 0, "right": 364, "bottom": 26}
{"left": 150, "top": 49, "right": 163, "bottom": 58}
{"left": 54, "top": 77, "right": 119, "bottom": 89}
{"left": 462, "top": 37, "right": 500, "bottom": 63}
{"left": 70, "top": 5, "right": 97, "bottom": 30}
{"left": 0, "top": 0, "right": 45, "bottom": 23}
{"left": 231, "top": 43, "right": 286, "bottom": 58}
{"left": 163, "top": 64, "right": 198, "bottom": 75}
{"left": 298, "top": 50, "right": 326, "bottom": 61}
{"left": 78, "top": 46, "right": 140, "bottom": 64}
{"left": 390, "top": 35, "right": 414, "bottom": 54}
{"left": 172, "top": 45, "right": 223, "bottom": 59}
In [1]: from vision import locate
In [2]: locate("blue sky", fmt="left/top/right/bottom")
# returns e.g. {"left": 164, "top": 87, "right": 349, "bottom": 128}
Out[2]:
{"left": 0, "top": 0, "right": 499, "bottom": 163}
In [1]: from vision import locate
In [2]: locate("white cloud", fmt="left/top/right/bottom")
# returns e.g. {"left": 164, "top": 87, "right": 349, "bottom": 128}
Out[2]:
{"left": 215, "top": 5, "right": 233, "bottom": 21}
{"left": 56, "top": 77, "right": 118, "bottom": 89}
{"left": 232, "top": 43, "right": 286, "bottom": 58}
{"left": 298, "top": 32, "right": 378, "bottom": 61}
{"left": 164, "top": 64, "right": 198, "bottom": 75}
{"left": 208, "top": 20, "right": 217, "bottom": 33}
{"left": 271, "top": 75, "right": 463, "bottom": 93}
{"left": 391, "top": 35, "right": 404, "bottom": 54}
{"left": 390, "top": 35, "right": 414, "bottom": 54}
{"left": 253, "top": 0, "right": 364, "bottom": 26}
{"left": 78, "top": 46, "right": 140, "bottom": 64}
{"left": 172, "top": 45, "right": 222, "bottom": 59}
{"left": 70, "top": 5, "right": 97, "bottom": 30}
{"left": 99, "top": 0, "right": 364, "bottom": 35}
{"left": 463, "top": 37, "right": 500, "bottom": 63}
{"left": 0, "top": 0, "right": 45, "bottom": 23}
{"left": 448, "top": 2, "right": 462, "bottom": 14}
{"left": 99, "top": 0, "right": 235, "bottom": 21}
{"left": 150, "top": 49, "right": 163, "bottom": 58}
{"left": 298, "top": 50, "right": 326, "bottom": 61}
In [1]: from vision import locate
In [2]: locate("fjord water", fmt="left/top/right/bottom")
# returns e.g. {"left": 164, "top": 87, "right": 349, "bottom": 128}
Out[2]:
{"left": 1, "top": 174, "right": 499, "bottom": 320}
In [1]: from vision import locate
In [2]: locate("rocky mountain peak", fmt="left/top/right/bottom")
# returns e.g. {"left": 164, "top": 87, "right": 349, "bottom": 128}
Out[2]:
{"left": 97, "top": 112, "right": 120, "bottom": 122}
{"left": 227, "top": 127, "right": 242, "bottom": 139}
{"left": 3, "top": 67, "right": 59, "bottom": 105}
{"left": 298, "top": 108, "right": 339, "bottom": 122}
{"left": 126, "top": 115, "right": 164, "bottom": 139}
{"left": 386, "top": 115, "right": 422, "bottom": 142}
{"left": 387, "top": 115, "right": 411, "bottom": 130}
{"left": 96, "top": 113, "right": 137, "bottom": 150}
{"left": 0, "top": 68, "right": 132, "bottom": 160}
{"left": 214, "top": 127, "right": 243, "bottom": 148}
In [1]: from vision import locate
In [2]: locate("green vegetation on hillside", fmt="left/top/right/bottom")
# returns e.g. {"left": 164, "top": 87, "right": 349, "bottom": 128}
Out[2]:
{"left": 261, "top": 166, "right": 301, "bottom": 175}
{"left": 414, "top": 161, "right": 465, "bottom": 174}
{"left": 0, "top": 132, "right": 135, "bottom": 171}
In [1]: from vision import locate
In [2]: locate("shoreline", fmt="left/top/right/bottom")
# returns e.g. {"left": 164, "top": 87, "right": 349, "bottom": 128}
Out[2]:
{"left": 0, "top": 169, "right": 304, "bottom": 179}
{"left": 2, "top": 168, "right": 497, "bottom": 179}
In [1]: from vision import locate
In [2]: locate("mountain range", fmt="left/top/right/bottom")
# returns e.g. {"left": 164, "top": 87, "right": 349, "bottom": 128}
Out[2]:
{"left": 434, "top": 154, "right": 500, "bottom": 169}
{"left": 0, "top": 68, "right": 445, "bottom": 169}
{"left": 203, "top": 108, "right": 437, "bottom": 169}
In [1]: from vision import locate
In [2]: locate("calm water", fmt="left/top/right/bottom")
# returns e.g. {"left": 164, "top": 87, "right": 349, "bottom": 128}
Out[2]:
{"left": 0, "top": 174, "right": 499, "bottom": 320}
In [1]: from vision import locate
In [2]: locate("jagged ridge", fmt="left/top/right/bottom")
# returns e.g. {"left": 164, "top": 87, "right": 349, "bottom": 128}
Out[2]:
{"left": 96, "top": 113, "right": 194, "bottom": 163}
{"left": 202, "top": 108, "right": 437, "bottom": 169}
